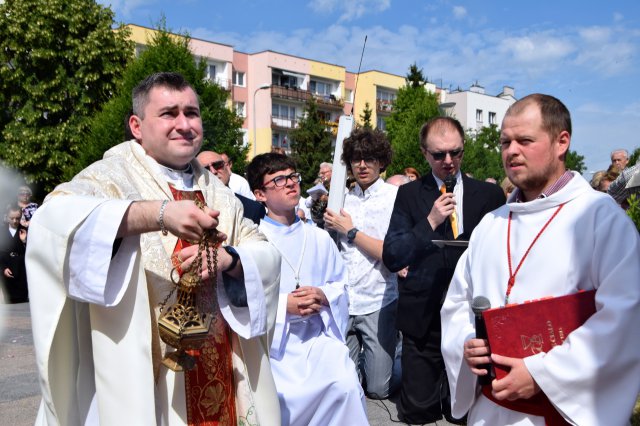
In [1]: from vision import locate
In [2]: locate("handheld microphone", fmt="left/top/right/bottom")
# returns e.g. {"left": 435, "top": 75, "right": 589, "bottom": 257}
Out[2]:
{"left": 444, "top": 173, "right": 456, "bottom": 194}
{"left": 471, "top": 296, "right": 494, "bottom": 385}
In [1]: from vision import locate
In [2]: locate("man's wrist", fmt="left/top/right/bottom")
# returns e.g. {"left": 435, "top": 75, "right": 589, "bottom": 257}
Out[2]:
{"left": 223, "top": 245, "right": 240, "bottom": 273}
{"left": 158, "top": 200, "right": 169, "bottom": 236}
{"left": 347, "top": 227, "right": 359, "bottom": 243}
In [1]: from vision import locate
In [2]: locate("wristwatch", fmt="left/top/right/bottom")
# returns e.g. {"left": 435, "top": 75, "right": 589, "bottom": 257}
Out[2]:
{"left": 223, "top": 246, "right": 240, "bottom": 272}
{"left": 347, "top": 227, "right": 359, "bottom": 244}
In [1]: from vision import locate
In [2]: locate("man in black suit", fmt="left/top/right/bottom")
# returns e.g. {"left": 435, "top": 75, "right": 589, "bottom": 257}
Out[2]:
{"left": 382, "top": 117, "right": 505, "bottom": 424}
{"left": 1, "top": 204, "right": 29, "bottom": 303}
{"left": 197, "top": 151, "right": 266, "bottom": 224}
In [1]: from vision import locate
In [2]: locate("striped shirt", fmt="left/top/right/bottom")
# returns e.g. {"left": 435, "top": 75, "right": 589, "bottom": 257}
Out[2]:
{"left": 514, "top": 170, "right": 574, "bottom": 202}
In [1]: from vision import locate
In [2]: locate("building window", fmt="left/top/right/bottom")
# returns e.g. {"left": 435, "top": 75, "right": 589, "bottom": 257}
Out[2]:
{"left": 272, "top": 103, "right": 296, "bottom": 120}
{"left": 234, "top": 102, "right": 245, "bottom": 117}
{"left": 233, "top": 71, "right": 245, "bottom": 87}
{"left": 207, "top": 64, "right": 216, "bottom": 81}
{"left": 310, "top": 80, "right": 332, "bottom": 96}
{"left": 476, "top": 109, "right": 483, "bottom": 123}
{"left": 272, "top": 72, "right": 298, "bottom": 88}
{"left": 377, "top": 116, "right": 387, "bottom": 131}
{"left": 272, "top": 132, "right": 290, "bottom": 150}
{"left": 488, "top": 111, "right": 497, "bottom": 125}
{"left": 376, "top": 88, "right": 397, "bottom": 102}
{"left": 345, "top": 89, "right": 354, "bottom": 103}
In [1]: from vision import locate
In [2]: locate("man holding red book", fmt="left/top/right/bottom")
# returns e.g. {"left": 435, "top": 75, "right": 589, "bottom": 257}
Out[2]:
{"left": 441, "top": 94, "right": 640, "bottom": 425}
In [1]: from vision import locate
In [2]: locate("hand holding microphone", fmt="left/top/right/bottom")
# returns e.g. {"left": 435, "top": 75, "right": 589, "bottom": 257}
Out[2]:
{"left": 427, "top": 174, "right": 458, "bottom": 231}
{"left": 467, "top": 296, "right": 495, "bottom": 385}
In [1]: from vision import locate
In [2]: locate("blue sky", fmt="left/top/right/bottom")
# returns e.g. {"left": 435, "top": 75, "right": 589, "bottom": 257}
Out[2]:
{"left": 101, "top": 0, "right": 640, "bottom": 175}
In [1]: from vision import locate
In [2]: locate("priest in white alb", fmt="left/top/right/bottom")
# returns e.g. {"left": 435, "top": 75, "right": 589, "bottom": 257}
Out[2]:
{"left": 441, "top": 94, "right": 640, "bottom": 425}
{"left": 26, "top": 72, "right": 281, "bottom": 425}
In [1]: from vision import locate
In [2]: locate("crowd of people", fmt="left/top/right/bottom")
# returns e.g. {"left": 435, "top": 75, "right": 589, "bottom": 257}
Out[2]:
{"left": 18, "top": 72, "right": 640, "bottom": 426}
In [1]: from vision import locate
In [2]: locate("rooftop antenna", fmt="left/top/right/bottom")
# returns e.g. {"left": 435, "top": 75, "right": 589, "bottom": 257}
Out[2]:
{"left": 350, "top": 35, "right": 367, "bottom": 115}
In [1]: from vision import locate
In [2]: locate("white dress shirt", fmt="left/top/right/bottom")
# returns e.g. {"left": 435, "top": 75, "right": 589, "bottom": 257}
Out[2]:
{"left": 339, "top": 178, "right": 398, "bottom": 315}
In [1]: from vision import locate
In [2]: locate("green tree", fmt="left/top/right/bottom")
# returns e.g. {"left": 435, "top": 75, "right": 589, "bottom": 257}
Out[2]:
{"left": 628, "top": 147, "right": 639, "bottom": 167}
{"left": 405, "top": 62, "right": 425, "bottom": 88}
{"left": 565, "top": 150, "right": 586, "bottom": 174}
{"left": 385, "top": 84, "right": 440, "bottom": 176}
{"left": 289, "top": 98, "right": 333, "bottom": 191}
{"left": 0, "top": 0, "right": 132, "bottom": 191}
{"left": 74, "top": 21, "right": 246, "bottom": 178}
{"left": 462, "top": 126, "right": 504, "bottom": 181}
{"left": 359, "top": 102, "right": 373, "bottom": 129}
{"left": 626, "top": 194, "right": 640, "bottom": 232}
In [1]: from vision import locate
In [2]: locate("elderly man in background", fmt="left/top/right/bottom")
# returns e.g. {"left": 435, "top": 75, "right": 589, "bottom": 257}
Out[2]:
{"left": 198, "top": 150, "right": 266, "bottom": 223}
{"left": 222, "top": 152, "right": 256, "bottom": 200}
{"left": 610, "top": 148, "right": 629, "bottom": 172}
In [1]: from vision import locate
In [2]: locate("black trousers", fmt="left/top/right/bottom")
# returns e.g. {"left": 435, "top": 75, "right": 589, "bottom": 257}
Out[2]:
{"left": 397, "top": 319, "right": 452, "bottom": 424}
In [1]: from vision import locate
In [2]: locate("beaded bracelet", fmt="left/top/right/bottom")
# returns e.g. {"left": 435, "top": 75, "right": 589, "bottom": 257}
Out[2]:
{"left": 158, "top": 200, "right": 169, "bottom": 236}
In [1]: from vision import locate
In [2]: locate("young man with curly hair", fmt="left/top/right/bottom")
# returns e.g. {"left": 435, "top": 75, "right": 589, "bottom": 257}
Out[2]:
{"left": 324, "top": 128, "right": 399, "bottom": 399}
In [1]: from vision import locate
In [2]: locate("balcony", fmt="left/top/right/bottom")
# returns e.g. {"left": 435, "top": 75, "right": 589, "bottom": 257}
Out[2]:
{"left": 271, "top": 116, "right": 338, "bottom": 137}
{"left": 322, "top": 120, "right": 339, "bottom": 137}
{"left": 206, "top": 77, "right": 231, "bottom": 91}
{"left": 271, "top": 85, "right": 312, "bottom": 103}
{"left": 271, "top": 115, "right": 299, "bottom": 130}
{"left": 271, "top": 85, "right": 344, "bottom": 110}
{"left": 376, "top": 99, "right": 394, "bottom": 114}
{"left": 314, "top": 94, "right": 344, "bottom": 110}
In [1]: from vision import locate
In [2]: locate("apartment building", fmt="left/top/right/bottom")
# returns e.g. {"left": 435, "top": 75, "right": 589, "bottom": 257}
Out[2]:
{"left": 441, "top": 83, "right": 517, "bottom": 133}
{"left": 126, "top": 24, "right": 515, "bottom": 158}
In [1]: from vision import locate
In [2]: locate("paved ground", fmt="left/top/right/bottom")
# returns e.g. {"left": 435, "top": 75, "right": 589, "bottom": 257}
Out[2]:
{"left": 0, "top": 302, "right": 455, "bottom": 425}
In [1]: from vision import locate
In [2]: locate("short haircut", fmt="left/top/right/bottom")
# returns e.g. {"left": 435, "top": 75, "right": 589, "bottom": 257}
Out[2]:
{"left": 18, "top": 185, "right": 32, "bottom": 196}
{"left": 132, "top": 72, "right": 194, "bottom": 118}
{"left": 247, "top": 153, "right": 298, "bottom": 191}
{"left": 319, "top": 162, "right": 333, "bottom": 170}
{"left": 611, "top": 149, "right": 629, "bottom": 159}
{"left": 5, "top": 203, "right": 21, "bottom": 215}
{"left": 341, "top": 128, "right": 393, "bottom": 172}
{"left": 419, "top": 117, "right": 465, "bottom": 151}
{"left": 505, "top": 93, "right": 571, "bottom": 139}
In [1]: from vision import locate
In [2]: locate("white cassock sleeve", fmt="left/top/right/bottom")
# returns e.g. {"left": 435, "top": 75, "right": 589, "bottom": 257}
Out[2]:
{"left": 217, "top": 244, "right": 278, "bottom": 339}
{"left": 316, "top": 237, "right": 350, "bottom": 343}
{"left": 441, "top": 247, "right": 480, "bottom": 419}
{"left": 67, "top": 199, "right": 135, "bottom": 306}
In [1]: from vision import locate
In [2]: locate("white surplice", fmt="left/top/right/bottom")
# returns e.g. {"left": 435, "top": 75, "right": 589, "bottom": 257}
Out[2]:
{"left": 441, "top": 172, "right": 640, "bottom": 425}
{"left": 259, "top": 217, "right": 368, "bottom": 426}
{"left": 26, "top": 141, "right": 282, "bottom": 425}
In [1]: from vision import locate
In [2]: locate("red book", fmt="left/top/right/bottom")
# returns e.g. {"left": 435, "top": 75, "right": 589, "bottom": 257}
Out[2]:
{"left": 479, "top": 290, "right": 597, "bottom": 425}
{"left": 482, "top": 289, "right": 596, "bottom": 380}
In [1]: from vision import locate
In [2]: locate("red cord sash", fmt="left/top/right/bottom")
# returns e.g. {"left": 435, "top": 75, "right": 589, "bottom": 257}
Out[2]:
{"left": 169, "top": 187, "right": 236, "bottom": 425}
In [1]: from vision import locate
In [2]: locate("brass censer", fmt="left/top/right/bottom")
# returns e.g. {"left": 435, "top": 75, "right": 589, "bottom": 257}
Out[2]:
{"left": 158, "top": 228, "right": 223, "bottom": 371}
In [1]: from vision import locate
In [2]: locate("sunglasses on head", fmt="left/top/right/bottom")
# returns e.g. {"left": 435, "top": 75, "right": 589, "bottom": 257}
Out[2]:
{"left": 427, "top": 149, "right": 463, "bottom": 161}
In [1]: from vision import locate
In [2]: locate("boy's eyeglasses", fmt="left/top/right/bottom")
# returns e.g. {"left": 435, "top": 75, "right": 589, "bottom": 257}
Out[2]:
{"left": 263, "top": 172, "right": 302, "bottom": 188}
{"left": 350, "top": 158, "right": 378, "bottom": 167}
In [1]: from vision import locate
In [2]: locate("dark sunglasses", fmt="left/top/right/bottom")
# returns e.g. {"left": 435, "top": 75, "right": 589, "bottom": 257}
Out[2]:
{"left": 205, "top": 160, "right": 227, "bottom": 171}
{"left": 427, "top": 149, "right": 464, "bottom": 161}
